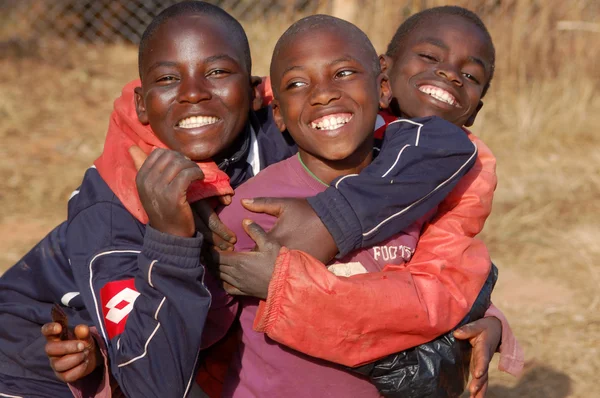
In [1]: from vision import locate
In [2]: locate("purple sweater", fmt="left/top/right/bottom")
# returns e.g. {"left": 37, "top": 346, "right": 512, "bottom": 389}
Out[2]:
{"left": 218, "top": 154, "right": 431, "bottom": 398}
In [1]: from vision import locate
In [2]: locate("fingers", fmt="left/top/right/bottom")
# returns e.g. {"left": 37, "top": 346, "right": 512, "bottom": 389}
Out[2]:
{"left": 192, "top": 200, "right": 236, "bottom": 249}
{"left": 128, "top": 146, "right": 148, "bottom": 171}
{"left": 241, "top": 197, "right": 285, "bottom": 217}
{"left": 59, "top": 361, "right": 91, "bottom": 383}
{"left": 469, "top": 372, "right": 488, "bottom": 398}
{"left": 41, "top": 322, "right": 63, "bottom": 342}
{"left": 74, "top": 324, "right": 95, "bottom": 351}
{"left": 45, "top": 340, "right": 87, "bottom": 357}
{"left": 453, "top": 321, "right": 485, "bottom": 340}
{"left": 218, "top": 194, "right": 233, "bottom": 206}
{"left": 242, "top": 219, "right": 270, "bottom": 250}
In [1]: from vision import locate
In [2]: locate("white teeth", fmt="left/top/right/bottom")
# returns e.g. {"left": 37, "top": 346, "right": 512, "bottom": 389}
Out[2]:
{"left": 177, "top": 116, "right": 219, "bottom": 128}
{"left": 310, "top": 115, "right": 352, "bottom": 131}
{"left": 419, "top": 86, "right": 457, "bottom": 106}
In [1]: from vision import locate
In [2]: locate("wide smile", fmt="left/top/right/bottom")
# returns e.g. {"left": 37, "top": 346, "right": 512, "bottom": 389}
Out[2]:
{"left": 176, "top": 115, "right": 221, "bottom": 129}
{"left": 418, "top": 85, "right": 461, "bottom": 108}
{"left": 309, "top": 113, "right": 353, "bottom": 131}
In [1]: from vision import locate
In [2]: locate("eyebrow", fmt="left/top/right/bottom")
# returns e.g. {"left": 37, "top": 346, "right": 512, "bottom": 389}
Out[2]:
{"left": 204, "top": 54, "right": 240, "bottom": 65}
{"left": 420, "top": 37, "right": 489, "bottom": 71}
{"left": 145, "top": 61, "right": 178, "bottom": 75}
{"left": 281, "top": 55, "right": 360, "bottom": 76}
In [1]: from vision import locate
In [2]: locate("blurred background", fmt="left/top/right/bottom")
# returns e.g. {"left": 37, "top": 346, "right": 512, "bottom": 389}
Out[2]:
{"left": 0, "top": 0, "right": 598, "bottom": 396}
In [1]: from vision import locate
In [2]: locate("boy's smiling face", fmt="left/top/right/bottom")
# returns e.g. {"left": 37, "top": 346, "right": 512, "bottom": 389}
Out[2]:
{"left": 271, "top": 26, "right": 390, "bottom": 163}
{"left": 135, "top": 14, "right": 253, "bottom": 161}
{"left": 383, "top": 15, "right": 494, "bottom": 127}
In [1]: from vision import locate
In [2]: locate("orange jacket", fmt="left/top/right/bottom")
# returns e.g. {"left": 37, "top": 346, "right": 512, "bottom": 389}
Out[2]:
{"left": 253, "top": 131, "right": 497, "bottom": 367}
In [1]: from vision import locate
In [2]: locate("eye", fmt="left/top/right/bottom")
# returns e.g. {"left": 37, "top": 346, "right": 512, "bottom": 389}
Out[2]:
{"left": 418, "top": 53, "right": 438, "bottom": 62}
{"left": 207, "top": 69, "right": 230, "bottom": 77}
{"left": 335, "top": 69, "right": 355, "bottom": 78}
{"left": 462, "top": 72, "right": 480, "bottom": 84}
{"left": 286, "top": 81, "right": 307, "bottom": 90}
{"left": 156, "top": 75, "right": 178, "bottom": 84}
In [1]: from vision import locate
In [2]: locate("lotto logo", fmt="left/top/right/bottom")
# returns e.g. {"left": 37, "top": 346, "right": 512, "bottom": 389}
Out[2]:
{"left": 100, "top": 279, "right": 140, "bottom": 339}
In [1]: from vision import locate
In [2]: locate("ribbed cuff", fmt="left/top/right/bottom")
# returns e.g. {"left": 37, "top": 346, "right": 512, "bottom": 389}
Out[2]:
{"left": 253, "top": 247, "right": 290, "bottom": 333}
{"left": 308, "top": 187, "right": 362, "bottom": 257}
{"left": 142, "top": 226, "right": 203, "bottom": 269}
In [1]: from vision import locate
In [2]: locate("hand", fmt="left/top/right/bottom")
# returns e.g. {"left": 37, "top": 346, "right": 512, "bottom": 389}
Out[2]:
{"left": 241, "top": 197, "right": 337, "bottom": 263}
{"left": 213, "top": 219, "right": 281, "bottom": 299}
{"left": 453, "top": 316, "right": 502, "bottom": 398}
{"left": 42, "top": 323, "right": 101, "bottom": 383}
{"left": 130, "top": 146, "right": 236, "bottom": 246}
{"left": 130, "top": 146, "right": 204, "bottom": 237}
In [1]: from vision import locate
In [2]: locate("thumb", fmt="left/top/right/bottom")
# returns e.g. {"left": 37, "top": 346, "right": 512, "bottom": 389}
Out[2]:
{"left": 453, "top": 321, "right": 485, "bottom": 340}
{"left": 241, "top": 197, "right": 284, "bottom": 218}
{"left": 74, "top": 324, "right": 95, "bottom": 349}
{"left": 242, "top": 219, "right": 269, "bottom": 250}
{"left": 128, "top": 145, "right": 148, "bottom": 171}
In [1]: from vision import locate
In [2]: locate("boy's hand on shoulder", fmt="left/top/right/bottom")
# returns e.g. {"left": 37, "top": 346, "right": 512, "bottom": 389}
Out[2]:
{"left": 212, "top": 220, "right": 280, "bottom": 299}
{"left": 42, "top": 323, "right": 101, "bottom": 383}
{"left": 453, "top": 316, "right": 502, "bottom": 398}
{"left": 131, "top": 147, "right": 204, "bottom": 237}
{"left": 241, "top": 197, "right": 337, "bottom": 263}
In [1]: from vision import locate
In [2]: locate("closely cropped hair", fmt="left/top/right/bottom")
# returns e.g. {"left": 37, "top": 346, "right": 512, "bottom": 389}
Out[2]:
{"left": 386, "top": 6, "right": 495, "bottom": 97}
{"left": 270, "top": 14, "right": 380, "bottom": 91}
{"left": 138, "top": 1, "right": 252, "bottom": 78}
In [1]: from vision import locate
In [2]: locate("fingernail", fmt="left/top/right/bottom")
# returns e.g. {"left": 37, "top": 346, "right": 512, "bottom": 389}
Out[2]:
{"left": 77, "top": 343, "right": 84, "bottom": 351}
{"left": 242, "top": 198, "right": 253, "bottom": 205}
{"left": 243, "top": 219, "right": 253, "bottom": 226}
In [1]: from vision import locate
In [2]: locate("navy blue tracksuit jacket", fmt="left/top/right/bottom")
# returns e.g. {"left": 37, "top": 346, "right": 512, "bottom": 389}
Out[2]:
{"left": 0, "top": 109, "right": 477, "bottom": 398}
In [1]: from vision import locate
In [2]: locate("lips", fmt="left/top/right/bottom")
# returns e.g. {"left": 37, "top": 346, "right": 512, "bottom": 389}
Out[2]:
{"left": 176, "top": 115, "right": 220, "bottom": 129}
{"left": 418, "top": 85, "right": 460, "bottom": 107}
{"left": 309, "top": 113, "right": 353, "bottom": 131}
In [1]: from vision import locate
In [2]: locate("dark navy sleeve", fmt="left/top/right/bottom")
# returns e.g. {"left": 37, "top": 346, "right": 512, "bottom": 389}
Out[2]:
{"left": 308, "top": 116, "right": 477, "bottom": 256}
{"left": 66, "top": 171, "right": 212, "bottom": 397}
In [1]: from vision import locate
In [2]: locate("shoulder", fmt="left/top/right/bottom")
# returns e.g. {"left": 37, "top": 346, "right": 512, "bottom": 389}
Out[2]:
{"left": 462, "top": 128, "right": 497, "bottom": 174}
{"left": 66, "top": 167, "right": 143, "bottom": 247}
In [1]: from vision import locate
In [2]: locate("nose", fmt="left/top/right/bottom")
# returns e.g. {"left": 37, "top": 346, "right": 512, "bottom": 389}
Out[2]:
{"left": 309, "top": 81, "right": 342, "bottom": 106}
{"left": 177, "top": 76, "right": 212, "bottom": 103}
{"left": 435, "top": 64, "right": 463, "bottom": 86}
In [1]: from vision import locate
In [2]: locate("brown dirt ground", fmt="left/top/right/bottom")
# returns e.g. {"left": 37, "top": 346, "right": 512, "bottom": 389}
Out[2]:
{"left": 1, "top": 16, "right": 599, "bottom": 397}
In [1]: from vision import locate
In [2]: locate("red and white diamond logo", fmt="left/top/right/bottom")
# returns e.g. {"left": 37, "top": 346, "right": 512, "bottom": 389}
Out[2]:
{"left": 100, "top": 279, "right": 140, "bottom": 339}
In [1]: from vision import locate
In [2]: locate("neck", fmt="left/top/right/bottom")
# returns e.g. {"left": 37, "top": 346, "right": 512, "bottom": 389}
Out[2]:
{"left": 298, "top": 137, "right": 374, "bottom": 185}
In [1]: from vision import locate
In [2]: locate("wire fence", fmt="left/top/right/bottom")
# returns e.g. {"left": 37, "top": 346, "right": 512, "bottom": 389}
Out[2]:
{"left": 0, "top": 0, "right": 331, "bottom": 44}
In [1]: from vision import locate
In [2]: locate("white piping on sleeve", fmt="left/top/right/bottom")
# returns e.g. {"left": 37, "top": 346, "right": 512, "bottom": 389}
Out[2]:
{"left": 117, "top": 319, "right": 162, "bottom": 367}
{"left": 89, "top": 250, "right": 141, "bottom": 345}
{"left": 381, "top": 145, "right": 411, "bottom": 178}
{"left": 363, "top": 141, "right": 478, "bottom": 237}
{"left": 0, "top": 393, "right": 24, "bottom": 398}
{"left": 335, "top": 174, "right": 358, "bottom": 189}
{"left": 147, "top": 260, "right": 158, "bottom": 288}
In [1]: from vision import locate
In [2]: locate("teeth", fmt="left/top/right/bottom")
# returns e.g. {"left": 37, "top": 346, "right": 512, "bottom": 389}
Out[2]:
{"left": 310, "top": 114, "right": 353, "bottom": 131}
{"left": 418, "top": 85, "right": 457, "bottom": 106}
{"left": 177, "top": 116, "right": 219, "bottom": 128}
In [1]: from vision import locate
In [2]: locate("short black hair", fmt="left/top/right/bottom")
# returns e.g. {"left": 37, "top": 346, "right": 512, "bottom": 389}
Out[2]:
{"left": 138, "top": 1, "right": 251, "bottom": 79}
{"left": 386, "top": 6, "right": 496, "bottom": 97}
{"left": 270, "top": 14, "right": 380, "bottom": 93}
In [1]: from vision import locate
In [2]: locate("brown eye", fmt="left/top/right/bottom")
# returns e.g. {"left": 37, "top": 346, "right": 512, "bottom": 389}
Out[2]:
{"left": 419, "top": 53, "right": 438, "bottom": 62}
{"left": 157, "top": 76, "right": 177, "bottom": 83}
{"left": 463, "top": 72, "right": 480, "bottom": 84}
{"left": 335, "top": 70, "right": 355, "bottom": 78}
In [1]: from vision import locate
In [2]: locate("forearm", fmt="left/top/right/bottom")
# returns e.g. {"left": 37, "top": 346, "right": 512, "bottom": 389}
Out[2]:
{"left": 310, "top": 116, "right": 477, "bottom": 256}
{"left": 254, "top": 243, "right": 489, "bottom": 367}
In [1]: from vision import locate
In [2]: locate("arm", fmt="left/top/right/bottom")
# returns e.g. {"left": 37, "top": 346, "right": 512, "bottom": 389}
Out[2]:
{"left": 309, "top": 116, "right": 478, "bottom": 257}
{"left": 67, "top": 204, "right": 210, "bottom": 398}
{"left": 251, "top": 133, "right": 496, "bottom": 366}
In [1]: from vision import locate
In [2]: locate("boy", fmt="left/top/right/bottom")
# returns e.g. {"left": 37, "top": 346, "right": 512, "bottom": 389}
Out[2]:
{"left": 0, "top": 2, "right": 484, "bottom": 397}
{"left": 217, "top": 6, "right": 522, "bottom": 397}
{"left": 215, "top": 14, "right": 490, "bottom": 397}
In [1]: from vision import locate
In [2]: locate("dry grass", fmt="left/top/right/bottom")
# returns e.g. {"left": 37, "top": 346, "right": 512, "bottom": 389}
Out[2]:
{"left": 1, "top": 1, "right": 599, "bottom": 397}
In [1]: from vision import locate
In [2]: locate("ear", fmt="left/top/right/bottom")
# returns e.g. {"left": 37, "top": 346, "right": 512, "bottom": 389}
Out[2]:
{"left": 377, "top": 72, "right": 392, "bottom": 110}
{"left": 379, "top": 54, "right": 393, "bottom": 75}
{"left": 250, "top": 76, "right": 264, "bottom": 111}
{"left": 464, "top": 100, "right": 484, "bottom": 127}
{"left": 134, "top": 87, "right": 149, "bottom": 125}
{"left": 271, "top": 99, "right": 286, "bottom": 132}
